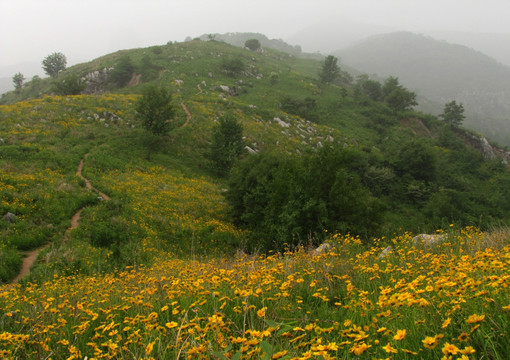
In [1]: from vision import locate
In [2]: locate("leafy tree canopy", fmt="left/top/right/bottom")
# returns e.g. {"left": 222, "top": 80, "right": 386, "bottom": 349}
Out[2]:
{"left": 440, "top": 100, "right": 465, "bottom": 126}
{"left": 12, "top": 73, "right": 25, "bottom": 92}
{"left": 52, "top": 74, "right": 86, "bottom": 95}
{"left": 244, "top": 39, "right": 261, "bottom": 51}
{"left": 209, "top": 114, "right": 244, "bottom": 176}
{"left": 109, "top": 55, "right": 135, "bottom": 87}
{"left": 42, "top": 52, "right": 67, "bottom": 78}
{"left": 382, "top": 76, "right": 417, "bottom": 113}
{"left": 135, "top": 85, "right": 175, "bottom": 160}
{"left": 136, "top": 85, "right": 175, "bottom": 136}
{"left": 319, "top": 55, "right": 340, "bottom": 84}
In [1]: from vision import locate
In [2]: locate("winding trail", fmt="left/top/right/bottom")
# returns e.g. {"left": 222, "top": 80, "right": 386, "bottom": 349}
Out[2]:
{"left": 180, "top": 102, "right": 192, "bottom": 128}
{"left": 7, "top": 153, "right": 109, "bottom": 285}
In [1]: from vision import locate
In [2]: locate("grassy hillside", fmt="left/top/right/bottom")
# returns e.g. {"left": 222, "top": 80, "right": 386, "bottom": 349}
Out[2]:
{"left": 1, "top": 38, "right": 510, "bottom": 359}
{"left": 335, "top": 31, "right": 510, "bottom": 146}
{"left": 1, "top": 39, "right": 510, "bottom": 273}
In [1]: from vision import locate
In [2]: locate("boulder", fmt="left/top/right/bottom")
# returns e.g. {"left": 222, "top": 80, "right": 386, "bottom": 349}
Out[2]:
{"left": 2, "top": 212, "right": 17, "bottom": 223}
{"left": 274, "top": 117, "right": 290, "bottom": 128}
{"left": 412, "top": 234, "right": 446, "bottom": 246}
{"left": 378, "top": 246, "right": 393, "bottom": 260}
{"left": 313, "top": 242, "right": 331, "bottom": 256}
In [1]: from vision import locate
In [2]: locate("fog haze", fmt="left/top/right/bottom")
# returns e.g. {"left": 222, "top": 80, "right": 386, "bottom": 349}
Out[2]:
{"left": 2, "top": 0, "right": 510, "bottom": 78}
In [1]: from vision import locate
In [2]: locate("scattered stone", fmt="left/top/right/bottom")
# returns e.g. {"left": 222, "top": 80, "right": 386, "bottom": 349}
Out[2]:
{"left": 412, "top": 234, "right": 446, "bottom": 246}
{"left": 219, "top": 85, "right": 230, "bottom": 93}
{"left": 274, "top": 117, "right": 290, "bottom": 128}
{"left": 317, "top": 141, "right": 323, "bottom": 148}
{"left": 248, "top": 104, "right": 257, "bottom": 109}
{"left": 245, "top": 146, "right": 258, "bottom": 154}
{"left": 378, "top": 246, "right": 393, "bottom": 260}
{"left": 2, "top": 212, "right": 17, "bottom": 223}
{"left": 0, "top": 138, "right": 4, "bottom": 144}
{"left": 313, "top": 242, "right": 331, "bottom": 256}
{"left": 174, "top": 79, "right": 184, "bottom": 86}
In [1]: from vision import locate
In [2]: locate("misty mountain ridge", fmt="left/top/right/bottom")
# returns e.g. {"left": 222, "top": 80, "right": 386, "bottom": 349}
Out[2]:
{"left": 334, "top": 31, "right": 510, "bottom": 146}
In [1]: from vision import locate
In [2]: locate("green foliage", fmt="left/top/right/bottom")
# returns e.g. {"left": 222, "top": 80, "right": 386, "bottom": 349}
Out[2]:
{"left": 109, "top": 55, "right": 135, "bottom": 87}
{"left": 227, "top": 145, "right": 382, "bottom": 251}
{"left": 382, "top": 76, "right": 417, "bottom": 113}
{"left": 135, "top": 85, "right": 175, "bottom": 160}
{"left": 52, "top": 74, "right": 86, "bottom": 95}
{"left": 12, "top": 73, "right": 25, "bottom": 92}
{"left": 209, "top": 114, "right": 244, "bottom": 177}
{"left": 244, "top": 38, "right": 261, "bottom": 51}
{"left": 318, "top": 55, "right": 340, "bottom": 84}
{"left": 136, "top": 85, "right": 175, "bottom": 136}
{"left": 280, "top": 96, "right": 317, "bottom": 122}
{"left": 220, "top": 58, "right": 245, "bottom": 77}
{"left": 42, "top": 52, "right": 67, "bottom": 78}
{"left": 355, "top": 75, "right": 382, "bottom": 101}
{"left": 441, "top": 100, "right": 465, "bottom": 126}
{"left": 0, "top": 245, "right": 21, "bottom": 283}
{"left": 139, "top": 55, "right": 161, "bottom": 82}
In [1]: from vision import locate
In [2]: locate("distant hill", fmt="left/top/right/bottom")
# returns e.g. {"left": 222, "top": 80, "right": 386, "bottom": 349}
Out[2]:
{"left": 286, "top": 18, "right": 395, "bottom": 54}
{"left": 0, "top": 77, "right": 13, "bottom": 94}
{"left": 426, "top": 30, "right": 510, "bottom": 68}
{"left": 335, "top": 31, "right": 510, "bottom": 146}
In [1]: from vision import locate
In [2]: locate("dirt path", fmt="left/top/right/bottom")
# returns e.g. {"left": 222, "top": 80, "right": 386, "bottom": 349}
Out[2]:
{"left": 7, "top": 154, "right": 109, "bottom": 285}
{"left": 180, "top": 102, "right": 192, "bottom": 127}
{"left": 9, "top": 246, "right": 48, "bottom": 284}
{"left": 76, "top": 154, "right": 110, "bottom": 200}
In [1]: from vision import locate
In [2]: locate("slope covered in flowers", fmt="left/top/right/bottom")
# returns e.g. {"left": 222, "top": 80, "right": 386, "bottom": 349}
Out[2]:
{"left": 1, "top": 227, "right": 509, "bottom": 359}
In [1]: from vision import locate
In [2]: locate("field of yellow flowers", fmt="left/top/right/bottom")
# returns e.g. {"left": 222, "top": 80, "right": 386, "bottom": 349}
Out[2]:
{"left": 1, "top": 227, "right": 509, "bottom": 359}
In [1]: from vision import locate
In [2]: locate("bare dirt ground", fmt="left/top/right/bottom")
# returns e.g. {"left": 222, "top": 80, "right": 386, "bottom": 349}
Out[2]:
{"left": 180, "top": 102, "right": 192, "bottom": 127}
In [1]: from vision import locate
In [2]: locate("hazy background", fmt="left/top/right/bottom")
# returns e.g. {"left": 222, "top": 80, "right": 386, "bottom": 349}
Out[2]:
{"left": 2, "top": 0, "right": 510, "bottom": 79}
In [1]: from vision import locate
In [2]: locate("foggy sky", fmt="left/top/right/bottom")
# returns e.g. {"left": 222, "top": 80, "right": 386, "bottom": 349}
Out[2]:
{"left": 2, "top": 0, "right": 510, "bottom": 76}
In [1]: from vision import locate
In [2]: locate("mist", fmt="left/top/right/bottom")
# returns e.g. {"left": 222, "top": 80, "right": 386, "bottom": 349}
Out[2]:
{"left": 1, "top": 0, "right": 510, "bottom": 79}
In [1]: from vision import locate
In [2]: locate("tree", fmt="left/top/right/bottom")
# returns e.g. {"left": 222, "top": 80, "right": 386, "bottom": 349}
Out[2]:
{"left": 382, "top": 76, "right": 417, "bottom": 113}
{"left": 209, "top": 114, "right": 244, "bottom": 176}
{"left": 12, "top": 72, "right": 25, "bottom": 92}
{"left": 220, "top": 58, "right": 245, "bottom": 77}
{"left": 440, "top": 100, "right": 465, "bottom": 126}
{"left": 244, "top": 39, "right": 261, "bottom": 51}
{"left": 109, "top": 55, "right": 134, "bottom": 87}
{"left": 319, "top": 55, "right": 340, "bottom": 84}
{"left": 42, "top": 52, "right": 67, "bottom": 78}
{"left": 135, "top": 86, "right": 175, "bottom": 160}
{"left": 356, "top": 75, "right": 382, "bottom": 101}
{"left": 52, "top": 74, "right": 86, "bottom": 95}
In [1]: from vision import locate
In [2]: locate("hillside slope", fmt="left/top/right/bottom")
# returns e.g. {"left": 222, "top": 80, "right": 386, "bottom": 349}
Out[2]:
{"left": 335, "top": 31, "right": 510, "bottom": 146}
{"left": 1, "top": 39, "right": 510, "bottom": 283}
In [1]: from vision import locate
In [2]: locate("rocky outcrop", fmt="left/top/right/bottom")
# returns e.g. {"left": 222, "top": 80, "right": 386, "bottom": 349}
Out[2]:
{"left": 457, "top": 129, "right": 510, "bottom": 165}
{"left": 82, "top": 67, "right": 112, "bottom": 94}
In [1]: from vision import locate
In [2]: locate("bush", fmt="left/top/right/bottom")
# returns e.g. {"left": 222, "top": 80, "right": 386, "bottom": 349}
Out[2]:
{"left": 227, "top": 145, "right": 382, "bottom": 251}
{"left": 244, "top": 39, "right": 261, "bottom": 51}
{"left": 208, "top": 114, "right": 244, "bottom": 177}
{"left": 220, "top": 58, "right": 245, "bottom": 77}
{"left": 0, "top": 246, "right": 21, "bottom": 283}
{"left": 280, "top": 96, "right": 318, "bottom": 122}
{"left": 52, "top": 74, "right": 86, "bottom": 95}
{"left": 109, "top": 55, "right": 134, "bottom": 87}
